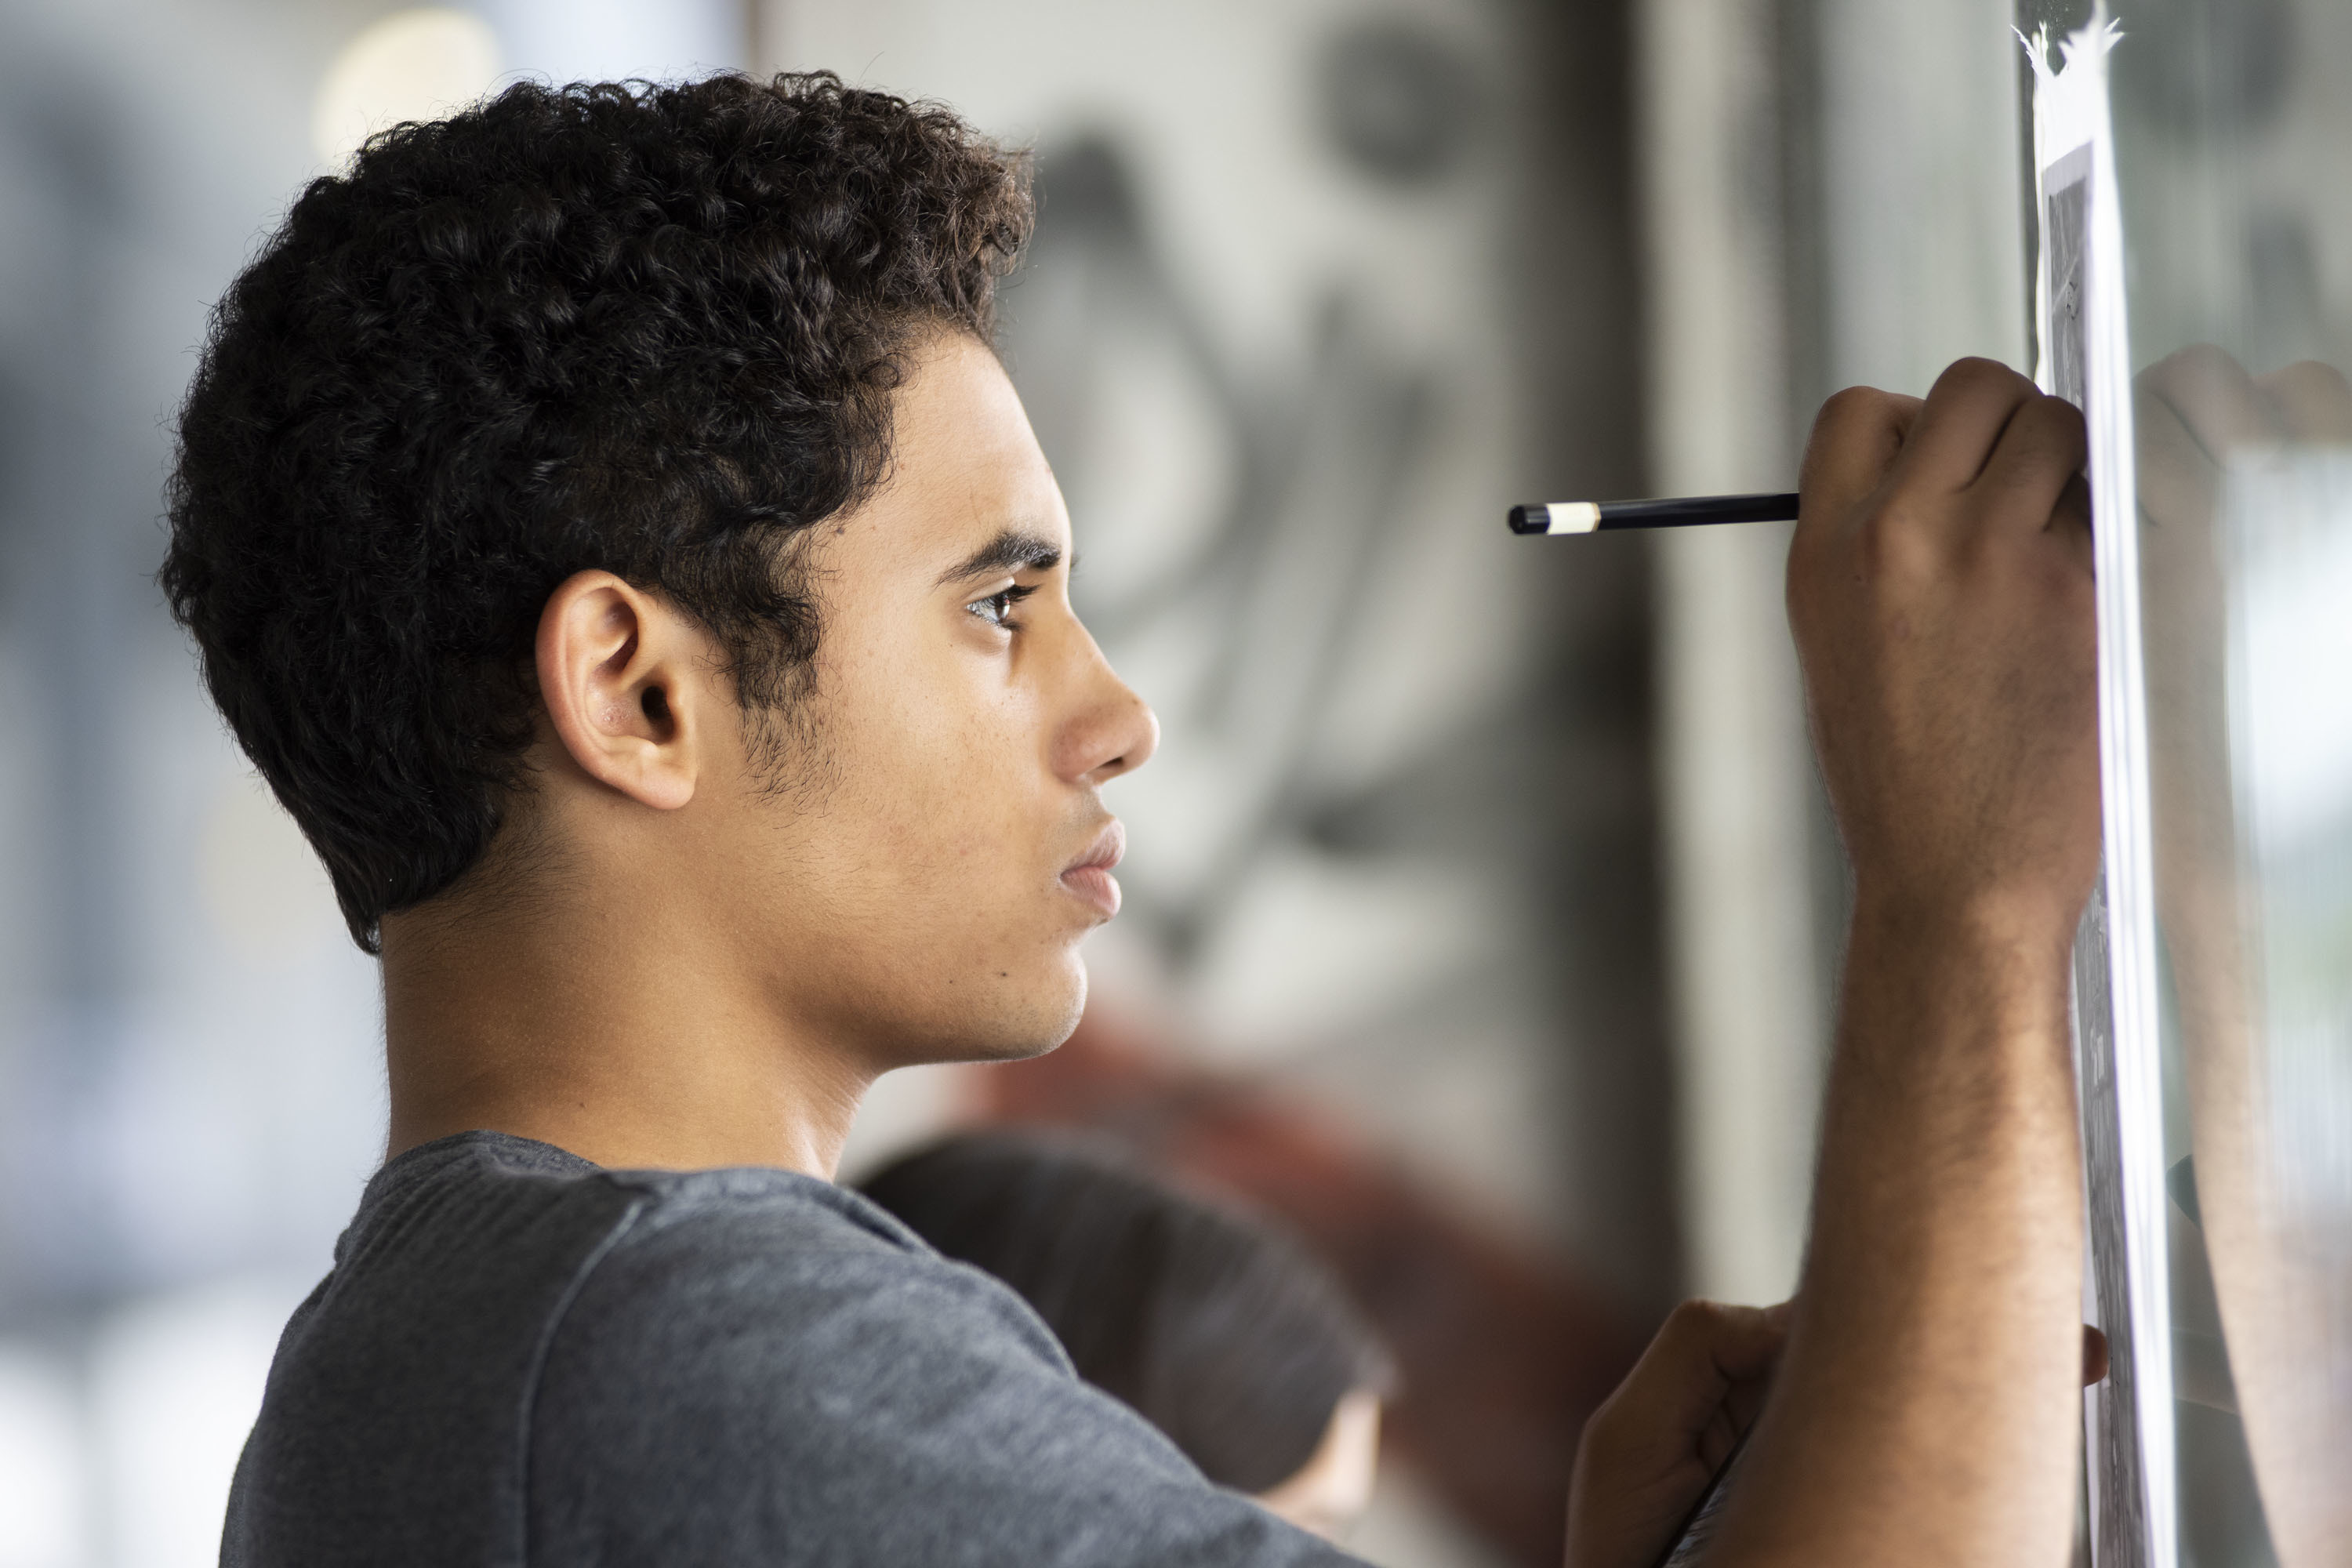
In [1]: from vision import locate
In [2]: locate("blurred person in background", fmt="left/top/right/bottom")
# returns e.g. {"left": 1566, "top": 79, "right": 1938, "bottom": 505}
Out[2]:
{"left": 860, "top": 1130, "right": 1397, "bottom": 1541}
{"left": 158, "top": 64, "right": 2100, "bottom": 1568}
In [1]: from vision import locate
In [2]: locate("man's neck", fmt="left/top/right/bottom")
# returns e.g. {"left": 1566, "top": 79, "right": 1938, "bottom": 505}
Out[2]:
{"left": 378, "top": 891, "right": 870, "bottom": 1180}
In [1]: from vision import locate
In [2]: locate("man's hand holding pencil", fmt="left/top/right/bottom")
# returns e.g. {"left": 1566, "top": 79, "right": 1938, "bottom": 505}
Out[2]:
{"left": 1787, "top": 356, "right": 2099, "bottom": 946}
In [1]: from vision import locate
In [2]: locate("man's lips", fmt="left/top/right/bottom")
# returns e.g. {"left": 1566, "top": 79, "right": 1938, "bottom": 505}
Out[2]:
{"left": 1059, "top": 820, "right": 1126, "bottom": 919}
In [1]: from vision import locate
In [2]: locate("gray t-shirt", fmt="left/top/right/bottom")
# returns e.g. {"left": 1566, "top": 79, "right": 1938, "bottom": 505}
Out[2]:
{"left": 223, "top": 1130, "right": 1365, "bottom": 1566}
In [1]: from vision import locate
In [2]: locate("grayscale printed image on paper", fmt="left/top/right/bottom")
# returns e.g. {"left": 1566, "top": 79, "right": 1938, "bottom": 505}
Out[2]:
{"left": 2045, "top": 146, "right": 2089, "bottom": 410}
{"left": 2045, "top": 137, "right": 2151, "bottom": 1566}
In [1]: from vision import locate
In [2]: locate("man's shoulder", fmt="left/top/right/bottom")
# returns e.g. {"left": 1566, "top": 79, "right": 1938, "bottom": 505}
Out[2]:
{"left": 228, "top": 1131, "right": 1060, "bottom": 1565}
{"left": 229, "top": 1131, "right": 1354, "bottom": 1568}
{"left": 597, "top": 1151, "right": 941, "bottom": 1258}
{"left": 339, "top": 1129, "right": 1055, "bottom": 1367}
{"left": 526, "top": 1154, "right": 1325, "bottom": 1566}
{"left": 550, "top": 1148, "right": 1075, "bottom": 1385}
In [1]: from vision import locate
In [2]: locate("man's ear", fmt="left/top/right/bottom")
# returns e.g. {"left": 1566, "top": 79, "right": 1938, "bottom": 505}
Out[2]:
{"left": 534, "top": 571, "right": 706, "bottom": 811}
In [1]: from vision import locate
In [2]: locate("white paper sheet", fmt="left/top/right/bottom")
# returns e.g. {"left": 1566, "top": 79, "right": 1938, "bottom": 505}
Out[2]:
{"left": 2024, "top": 14, "right": 2178, "bottom": 1567}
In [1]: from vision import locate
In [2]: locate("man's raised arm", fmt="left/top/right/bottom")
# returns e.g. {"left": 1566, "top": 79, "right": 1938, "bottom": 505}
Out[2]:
{"left": 1708, "top": 358, "right": 2100, "bottom": 1566}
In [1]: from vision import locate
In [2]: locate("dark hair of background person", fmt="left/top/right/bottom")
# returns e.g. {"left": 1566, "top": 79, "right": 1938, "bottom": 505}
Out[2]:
{"left": 160, "top": 73, "right": 1032, "bottom": 951}
{"left": 860, "top": 1131, "right": 1399, "bottom": 1494}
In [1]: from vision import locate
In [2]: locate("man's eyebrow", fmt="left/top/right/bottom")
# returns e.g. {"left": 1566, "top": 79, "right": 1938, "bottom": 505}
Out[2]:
{"left": 935, "top": 528, "right": 1063, "bottom": 586}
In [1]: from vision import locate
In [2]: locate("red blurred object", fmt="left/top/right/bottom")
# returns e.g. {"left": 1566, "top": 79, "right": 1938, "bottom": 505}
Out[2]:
{"left": 971, "top": 1012, "right": 1649, "bottom": 1567}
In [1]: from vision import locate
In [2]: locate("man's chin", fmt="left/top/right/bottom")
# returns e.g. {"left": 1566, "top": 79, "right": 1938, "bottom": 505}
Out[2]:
{"left": 950, "top": 1030, "right": 1069, "bottom": 1067}
{"left": 887, "top": 964, "right": 1087, "bottom": 1069}
{"left": 892, "top": 1025, "right": 1072, "bottom": 1072}
{"left": 971, "top": 984, "right": 1087, "bottom": 1064}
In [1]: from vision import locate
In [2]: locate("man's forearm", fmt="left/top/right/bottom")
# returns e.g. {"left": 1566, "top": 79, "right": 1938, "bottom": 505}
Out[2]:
{"left": 1641, "top": 361, "right": 2099, "bottom": 1564}
{"left": 1714, "top": 895, "right": 2084, "bottom": 1565}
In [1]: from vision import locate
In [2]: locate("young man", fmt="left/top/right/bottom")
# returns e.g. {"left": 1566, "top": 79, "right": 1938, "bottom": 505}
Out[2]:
{"left": 168, "top": 75, "right": 2096, "bottom": 1566}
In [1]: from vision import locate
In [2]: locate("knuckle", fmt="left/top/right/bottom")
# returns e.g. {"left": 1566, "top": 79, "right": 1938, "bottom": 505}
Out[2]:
{"left": 1938, "top": 355, "right": 2022, "bottom": 395}
{"left": 1666, "top": 1297, "right": 1729, "bottom": 1336}
{"left": 1854, "top": 503, "right": 1936, "bottom": 583}
{"left": 2038, "top": 394, "right": 2089, "bottom": 441}
{"left": 1813, "top": 385, "right": 1889, "bottom": 439}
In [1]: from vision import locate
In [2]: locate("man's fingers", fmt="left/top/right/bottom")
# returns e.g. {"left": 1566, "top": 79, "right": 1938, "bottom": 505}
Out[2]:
{"left": 2083, "top": 1325, "right": 2111, "bottom": 1386}
{"left": 1975, "top": 394, "right": 2088, "bottom": 534}
{"left": 1718, "top": 1300, "right": 1792, "bottom": 1380}
{"left": 1700, "top": 1406, "right": 1743, "bottom": 1472}
{"left": 2052, "top": 473, "right": 2093, "bottom": 572}
{"left": 1893, "top": 358, "right": 2042, "bottom": 493}
{"left": 1639, "top": 1299, "right": 1790, "bottom": 1404}
{"left": 1799, "top": 387, "right": 1922, "bottom": 533}
{"left": 1724, "top": 1368, "right": 1773, "bottom": 1433}
{"left": 1684, "top": 1299, "right": 1790, "bottom": 1383}
{"left": 2259, "top": 360, "right": 2352, "bottom": 443}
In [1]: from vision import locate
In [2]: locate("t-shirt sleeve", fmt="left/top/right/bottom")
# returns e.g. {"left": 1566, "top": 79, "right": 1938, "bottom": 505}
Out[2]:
{"left": 524, "top": 1192, "right": 1372, "bottom": 1567}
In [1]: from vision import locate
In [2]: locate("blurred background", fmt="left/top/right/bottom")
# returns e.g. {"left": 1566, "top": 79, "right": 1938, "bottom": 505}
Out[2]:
{"left": 0, "top": 0, "right": 2249, "bottom": 1564}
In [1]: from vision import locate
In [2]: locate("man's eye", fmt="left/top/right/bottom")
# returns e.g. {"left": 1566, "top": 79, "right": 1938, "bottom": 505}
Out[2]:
{"left": 965, "top": 586, "right": 1032, "bottom": 629}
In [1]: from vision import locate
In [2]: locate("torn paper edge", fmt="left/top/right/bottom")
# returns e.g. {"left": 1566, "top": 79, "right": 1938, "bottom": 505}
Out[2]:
{"left": 2024, "top": 13, "right": 2180, "bottom": 1568}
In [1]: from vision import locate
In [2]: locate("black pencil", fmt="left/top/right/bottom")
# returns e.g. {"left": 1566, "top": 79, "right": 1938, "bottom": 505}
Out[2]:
{"left": 1508, "top": 492, "right": 1800, "bottom": 535}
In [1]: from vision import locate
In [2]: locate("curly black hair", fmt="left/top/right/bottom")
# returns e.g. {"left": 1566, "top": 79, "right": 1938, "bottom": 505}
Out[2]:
{"left": 162, "top": 73, "right": 1031, "bottom": 951}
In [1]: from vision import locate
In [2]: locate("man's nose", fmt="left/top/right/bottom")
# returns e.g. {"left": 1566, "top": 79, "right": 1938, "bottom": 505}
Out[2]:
{"left": 1055, "top": 637, "right": 1158, "bottom": 786}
